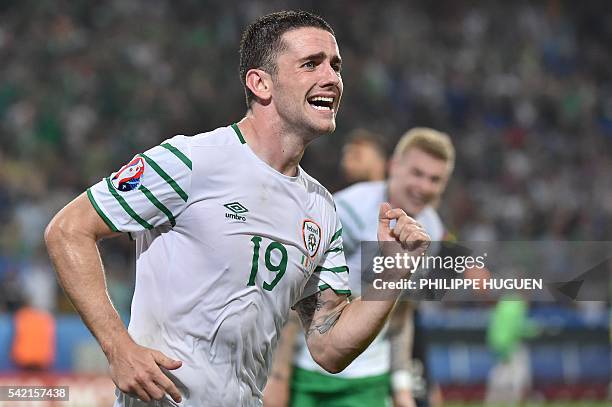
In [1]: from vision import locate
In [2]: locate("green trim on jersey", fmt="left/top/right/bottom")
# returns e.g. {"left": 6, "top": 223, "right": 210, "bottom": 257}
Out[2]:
{"left": 161, "top": 142, "right": 192, "bottom": 170}
{"left": 330, "top": 228, "right": 342, "bottom": 243}
{"left": 318, "top": 284, "right": 352, "bottom": 295}
{"left": 139, "top": 153, "right": 188, "bottom": 202}
{"left": 315, "top": 265, "right": 349, "bottom": 274}
{"left": 231, "top": 123, "right": 246, "bottom": 144}
{"left": 87, "top": 188, "right": 119, "bottom": 232}
{"left": 337, "top": 199, "right": 365, "bottom": 230}
{"left": 105, "top": 178, "right": 153, "bottom": 230}
{"left": 139, "top": 185, "right": 176, "bottom": 227}
{"left": 324, "top": 246, "right": 344, "bottom": 254}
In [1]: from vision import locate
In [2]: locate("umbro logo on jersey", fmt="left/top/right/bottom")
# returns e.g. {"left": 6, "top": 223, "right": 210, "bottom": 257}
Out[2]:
{"left": 224, "top": 202, "right": 248, "bottom": 221}
{"left": 302, "top": 219, "right": 321, "bottom": 258}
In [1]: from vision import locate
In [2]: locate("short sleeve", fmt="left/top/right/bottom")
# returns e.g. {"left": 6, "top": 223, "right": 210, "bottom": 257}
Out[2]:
{"left": 302, "top": 215, "right": 351, "bottom": 299}
{"left": 87, "top": 135, "right": 192, "bottom": 233}
{"left": 334, "top": 198, "right": 363, "bottom": 257}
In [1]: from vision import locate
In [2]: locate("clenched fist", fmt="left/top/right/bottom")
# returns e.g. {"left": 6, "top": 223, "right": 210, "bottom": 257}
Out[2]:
{"left": 377, "top": 202, "right": 430, "bottom": 256}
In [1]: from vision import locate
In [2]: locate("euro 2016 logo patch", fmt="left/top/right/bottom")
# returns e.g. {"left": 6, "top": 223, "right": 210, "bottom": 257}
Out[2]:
{"left": 111, "top": 157, "right": 145, "bottom": 192}
{"left": 302, "top": 219, "right": 322, "bottom": 258}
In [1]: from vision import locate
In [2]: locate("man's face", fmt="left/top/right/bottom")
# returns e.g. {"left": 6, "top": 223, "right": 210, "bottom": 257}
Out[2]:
{"left": 341, "top": 141, "right": 385, "bottom": 183}
{"left": 388, "top": 147, "right": 450, "bottom": 216}
{"left": 270, "top": 27, "right": 343, "bottom": 137}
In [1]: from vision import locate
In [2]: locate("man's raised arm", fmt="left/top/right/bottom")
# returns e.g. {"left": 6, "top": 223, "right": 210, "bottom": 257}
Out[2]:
{"left": 294, "top": 203, "right": 430, "bottom": 373}
{"left": 44, "top": 193, "right": 182, "bottom": 403}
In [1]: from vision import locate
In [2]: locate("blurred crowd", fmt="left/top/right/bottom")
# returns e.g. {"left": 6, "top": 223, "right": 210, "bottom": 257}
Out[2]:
{"left": 1, "top": 0, "right": 611, "bottom": 313}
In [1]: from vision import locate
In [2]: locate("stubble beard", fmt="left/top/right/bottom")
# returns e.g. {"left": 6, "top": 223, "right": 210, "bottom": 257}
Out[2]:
{"left": 280, "top": 101, "right": 335, "bottom": 141}
{"left": 274, "top": 81, "right": 337, "bottom": 140}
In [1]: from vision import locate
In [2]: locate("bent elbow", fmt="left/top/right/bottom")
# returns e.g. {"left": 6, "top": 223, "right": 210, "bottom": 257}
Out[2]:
{"left": 312, "top": 352, "right": 349, "bottom": 374}
{"left": 44, "top": 218, "right": 62, "bottom": 248}
{"left": 322, "top": 363, "right": 346, "bottom": 374}
{"left": 44, "top": 213, "right": 75, "bottom": 251}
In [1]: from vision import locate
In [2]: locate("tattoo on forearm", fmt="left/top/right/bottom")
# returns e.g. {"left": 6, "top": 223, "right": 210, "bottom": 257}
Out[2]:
{"left": 296, "top": 292, "right": 348, "bottom": 338}
{"left": 306, "top": 309, "right": 342, "bottom": 337}
{"left": 296, "top": 293, "right": 317, "bottom": 328}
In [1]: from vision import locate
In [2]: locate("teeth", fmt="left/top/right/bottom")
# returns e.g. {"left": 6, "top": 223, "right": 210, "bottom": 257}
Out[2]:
{"left": 308, "top": 96, "right": 334, "bottom": 112}
{"left": 310, "top": 96, "right": 334, "bottom": 103}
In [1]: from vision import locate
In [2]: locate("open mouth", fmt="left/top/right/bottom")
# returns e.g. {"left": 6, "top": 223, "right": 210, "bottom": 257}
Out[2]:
{"left": 307, "top": 96, "right": 335, "bottom": 112}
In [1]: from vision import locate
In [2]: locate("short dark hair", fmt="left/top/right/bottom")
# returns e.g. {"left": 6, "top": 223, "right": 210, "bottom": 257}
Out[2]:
{"left": 345, "top": 128, "right": 388, "bottom": 159}
{"left": 239, "top": 10, "right": 335, "bottom": 108}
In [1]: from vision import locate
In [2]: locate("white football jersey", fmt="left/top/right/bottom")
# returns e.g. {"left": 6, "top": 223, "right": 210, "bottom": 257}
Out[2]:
{"left": 294, "top": 181, "right": 445, "bottom": 378}
{"left": 88, "top": 124, "right": 350, "bottom": 406}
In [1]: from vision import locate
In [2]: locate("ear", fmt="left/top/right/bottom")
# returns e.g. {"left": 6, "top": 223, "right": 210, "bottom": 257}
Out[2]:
{"left": 245, "top": 68, "right": 272, "bottom": 103}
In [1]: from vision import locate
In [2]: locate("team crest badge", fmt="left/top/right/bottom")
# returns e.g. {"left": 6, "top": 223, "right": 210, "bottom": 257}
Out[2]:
{"left": 302, "top": 219, "right": 322, "bottom": 258}
{"left": 111, "top": 157, "right": 145, "bottom": 192}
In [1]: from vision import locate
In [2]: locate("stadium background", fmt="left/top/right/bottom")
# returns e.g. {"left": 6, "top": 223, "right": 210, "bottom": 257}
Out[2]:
{"left": 0, "top": 0, "right": 609, "bottom": 405}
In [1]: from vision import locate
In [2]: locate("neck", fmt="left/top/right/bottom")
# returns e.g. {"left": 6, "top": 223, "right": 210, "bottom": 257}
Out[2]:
{"left": 237, "top": 110, "right": 309, "bottom": 177}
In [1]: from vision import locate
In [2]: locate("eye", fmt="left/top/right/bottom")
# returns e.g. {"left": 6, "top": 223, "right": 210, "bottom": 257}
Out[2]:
{"left": 302, "top": 61, "right": 316, "bottom": 69}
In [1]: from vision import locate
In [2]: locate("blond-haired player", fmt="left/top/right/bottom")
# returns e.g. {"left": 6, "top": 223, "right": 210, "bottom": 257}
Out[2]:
{"left": 265, "top": 127, "right": 454, "bottom": 407}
